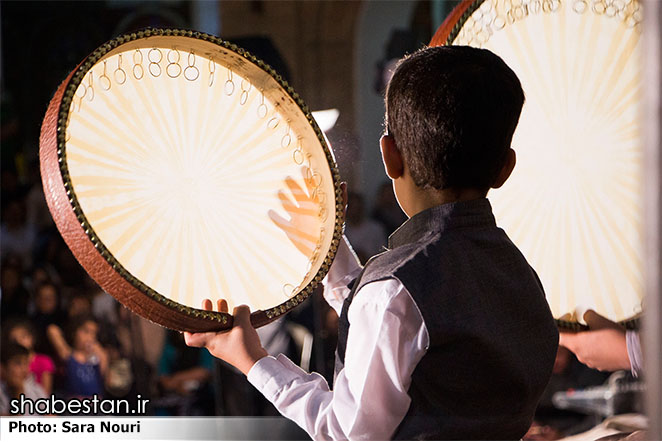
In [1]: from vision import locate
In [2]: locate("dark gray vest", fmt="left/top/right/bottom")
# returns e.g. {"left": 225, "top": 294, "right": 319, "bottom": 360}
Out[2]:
{"left": 335, "top": 199, "right": 558, "bottom": 440}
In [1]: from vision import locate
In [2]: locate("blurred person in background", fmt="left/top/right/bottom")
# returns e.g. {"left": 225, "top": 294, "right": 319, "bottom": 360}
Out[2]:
{"left": 47, "top": 314, "right": 107, "bottom": 399}
{"left": 66, "top": 291, "right": 92, "bottom": 319}
{"left": 29, "top": 281, "right": 66, "bottom": 358}
{"left": 26, "top": 265, "right": 61, "bottom": 301}
{"left": 0, "top": 343, "right": 47, "bottom": 415}
{"left": 1, "top": 198, "right": 36, "bottom": 269}
{"left": 3, "top": 318, "right": 55, "bottom": 395}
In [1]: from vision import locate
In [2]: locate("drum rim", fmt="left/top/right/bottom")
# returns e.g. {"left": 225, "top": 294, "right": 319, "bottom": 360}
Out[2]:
{"left": 430, "top": 0, "right": 482, "bottom": 47}
{"left": 45, "top": 27, "right": 344, "bottom": 331}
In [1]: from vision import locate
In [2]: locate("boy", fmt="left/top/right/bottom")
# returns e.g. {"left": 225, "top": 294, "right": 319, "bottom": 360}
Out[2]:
{"left": 185, "top": 45, "right": 559, "bottom": 440}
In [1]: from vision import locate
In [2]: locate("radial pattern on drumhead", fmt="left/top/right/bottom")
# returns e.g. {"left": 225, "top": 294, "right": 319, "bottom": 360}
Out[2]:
{"left": 64, "top": 44, "right": 336, "bottom": 312}
{"left": 451, "top": 0, "right": 643, "bottom": 323}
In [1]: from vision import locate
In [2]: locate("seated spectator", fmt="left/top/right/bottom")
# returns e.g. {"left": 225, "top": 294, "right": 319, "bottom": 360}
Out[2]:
{"left": 47, "top": 315, "right": 107, "bottom": 398}
{"left": 3, "top": 318, "right": 55, "bottom": 394}
{"left": 0, "top": 343, "right": 47, "bottom": 415}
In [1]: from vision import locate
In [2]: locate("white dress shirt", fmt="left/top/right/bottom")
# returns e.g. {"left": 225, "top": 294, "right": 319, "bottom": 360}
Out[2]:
{"left": 626, "top": 330, "right": 643, "bottom": 377}
{"left": 247, "top": 237, "right": 430, "bottom": 440}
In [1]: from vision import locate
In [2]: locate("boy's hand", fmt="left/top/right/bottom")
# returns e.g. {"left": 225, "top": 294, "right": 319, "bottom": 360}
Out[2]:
{"left": 268, "top": 169, "right": 321, "bottom": 256}
{"left": 184, "top": 299, "right": 268, "bottom": 375}
{"left": 558, "top": 310, "right": 630, "bottom": 372}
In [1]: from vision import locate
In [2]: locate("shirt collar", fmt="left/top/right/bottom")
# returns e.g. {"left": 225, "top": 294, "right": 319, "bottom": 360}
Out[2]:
{"left": 387, "top": 198, "right": 496, "bottom": 249}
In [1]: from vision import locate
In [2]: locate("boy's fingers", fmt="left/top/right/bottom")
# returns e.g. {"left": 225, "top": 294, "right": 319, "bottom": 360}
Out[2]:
{"left": 232, "top": 305, "right": 252, "bottom": 327}
{"left": 583, "top": 310, "right": 617, "bottom": 330}
{"left": 217, "top": 299, "right": 229, "bottom": 313}
{"left": 202, "top": 299, "right": 213, "bottom": 311}
{"left": 183, "top": 332, "right": 205, "bottom": 348}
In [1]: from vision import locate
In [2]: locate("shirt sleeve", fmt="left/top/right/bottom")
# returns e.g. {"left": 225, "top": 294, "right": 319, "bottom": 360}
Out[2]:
{"left": 247, "top": 278, "right": 429, "bottom": 441}
{"left": 626, "top": 330, "right": 643, "bottom": 377}
{"left": 321, "top": 235, "right": 362, "bottom": 316}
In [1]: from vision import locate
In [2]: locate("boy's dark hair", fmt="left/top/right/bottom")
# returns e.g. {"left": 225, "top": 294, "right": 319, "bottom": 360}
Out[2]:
{"left": 385, "top": 45, "right": 525, "bottom": 190}
{"left": 1, "top": 342, "right": 29, "bottom": 365}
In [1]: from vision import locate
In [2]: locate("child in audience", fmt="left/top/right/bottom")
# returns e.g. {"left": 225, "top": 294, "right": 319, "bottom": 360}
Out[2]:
{"left": 47, "top": 315, "right": 108, "bottom": 398}
{"left": 0, "top": 343, "right": 47, "bottom": 415}
{"left": 4, "top": 319, "right": 55, "bottom": 394}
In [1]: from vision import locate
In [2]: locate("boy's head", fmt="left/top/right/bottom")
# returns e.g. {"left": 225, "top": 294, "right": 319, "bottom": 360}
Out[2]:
{"left": 383, "top": 45, "right": 524, "bottom": 195}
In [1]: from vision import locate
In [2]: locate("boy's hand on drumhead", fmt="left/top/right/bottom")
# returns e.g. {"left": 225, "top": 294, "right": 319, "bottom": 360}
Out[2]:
{"left": 184, "top": 299, "right": 268, "bottom": 375}
{"left": 558, "top": 310, "right": 630, "bottom": 372}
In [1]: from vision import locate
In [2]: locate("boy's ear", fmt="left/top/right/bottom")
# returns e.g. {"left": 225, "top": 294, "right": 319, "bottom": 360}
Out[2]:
{"left": 492, "top": 148, "right": 516, "bottom": 189}
{"left": 380, "top": 134, "right": 404, "bottom": 180}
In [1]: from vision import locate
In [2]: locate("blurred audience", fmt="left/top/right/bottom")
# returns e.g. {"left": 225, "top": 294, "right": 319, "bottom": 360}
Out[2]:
{"left": 24, "top": 159, "right": 54, "bottom": 234}
{"left": 1, "top": 199, "right": 36, "bottom": 269}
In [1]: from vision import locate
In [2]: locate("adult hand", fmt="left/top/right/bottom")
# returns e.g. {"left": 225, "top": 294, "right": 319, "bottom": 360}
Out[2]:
{"left": 559, "top": 310, "right": 630, "bottom": 372}
{"left": 184, "top": 299, "right": 268, "bottom": 375}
